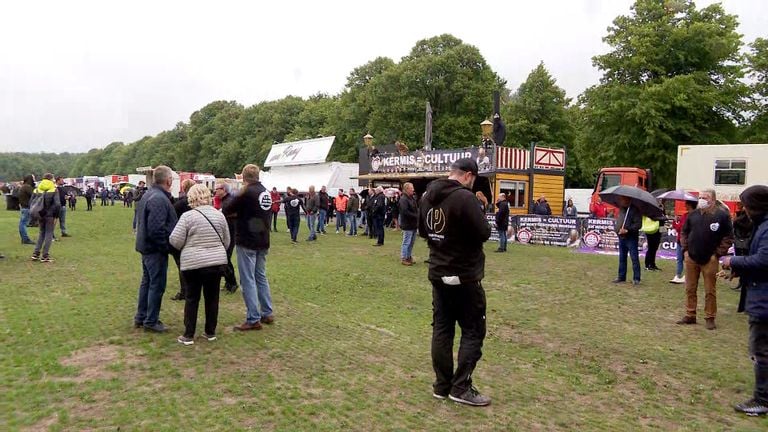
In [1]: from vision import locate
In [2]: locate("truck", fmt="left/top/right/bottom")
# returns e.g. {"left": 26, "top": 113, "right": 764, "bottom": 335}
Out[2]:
{"left": 675, "top": 144, "right": 768, "bottom": 213}
{"left": 590, "top": 167, "right": 653, "bottom": 216}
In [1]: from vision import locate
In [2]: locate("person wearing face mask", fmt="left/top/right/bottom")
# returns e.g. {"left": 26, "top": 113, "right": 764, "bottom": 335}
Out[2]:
{"left": 418, "top": 158, "right": 492, "bottom": 407}
{"left": 677, "top": 189, "right": 734, "bottom": 330}
{"left": 722, "top": 185, "right": 768, "bottom": 416}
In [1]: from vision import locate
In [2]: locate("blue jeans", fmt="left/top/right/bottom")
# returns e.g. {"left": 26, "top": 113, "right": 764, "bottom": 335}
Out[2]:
{"left": 401, "top": 229, "right": 416, "bottom": 259}
{"left": 347, "top": 213, "right": 357, "bottom": 235}
{"left": 134, "top": 252, "right": 169, "bottom": 326}
{"left": 287, "top": 214, "right": 300, "bottom": 241}
{"left": 58, "top": 206, "right": 68, "bottom": 235}
{"left": 498, "top": 228, "right": 508, "bottom": 251}
{"left": 618, "top": 235, "right": 641, "bottom": 282}
{"left": 676, "top": 242, "right": 684, "bottom": 277}
{"left": 19, "top": 208, "right": 32, "bottom": 242}
{"left": 236, "top": 246, "right": 273, "bottom": 324}
{"left": 306, "top": 213, "right": 317, "bottom": 240}
{"left": 336, "top": 211, "right": 346, "bottom": 232}
{"left": 317, "top": 209, "right": 327, "bottom": 233}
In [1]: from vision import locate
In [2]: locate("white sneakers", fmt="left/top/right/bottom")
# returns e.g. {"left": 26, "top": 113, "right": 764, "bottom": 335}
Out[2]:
{"left": 669, "top": 276, "right": 686, "bottom": 284}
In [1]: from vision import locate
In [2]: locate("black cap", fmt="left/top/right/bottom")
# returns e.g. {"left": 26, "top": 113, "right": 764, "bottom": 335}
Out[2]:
{"left": 740, "top": 185, "right": 768, "bottom": 214}
{"left": 451, "top": 158, "right": 478, "bottom": 176}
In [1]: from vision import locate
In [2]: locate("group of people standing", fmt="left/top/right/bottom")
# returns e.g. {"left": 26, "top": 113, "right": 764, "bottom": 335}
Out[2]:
{"left": 133, "top": 164, "right": 275, "bottom": 344}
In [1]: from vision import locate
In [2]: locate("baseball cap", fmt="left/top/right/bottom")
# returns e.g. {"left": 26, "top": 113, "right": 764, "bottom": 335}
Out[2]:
{"left": 451, "top": 158, "right": 479, "bottom": 176}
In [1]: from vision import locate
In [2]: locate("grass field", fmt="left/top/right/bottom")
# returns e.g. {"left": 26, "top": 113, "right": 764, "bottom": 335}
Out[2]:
{"left": 1, "top": 204, "right": 767, "bottom": 431}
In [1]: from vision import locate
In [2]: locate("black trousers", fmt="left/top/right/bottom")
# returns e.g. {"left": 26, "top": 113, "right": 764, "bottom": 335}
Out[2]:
{"left": 431, "top": 279, "right": 487, "bottom": 397}
{"left": 645, "top": 231, "right": 661, "bottom": 269}
{"left": 171, "top": 250, "right": 190, "bottom": 297}
{"left": 224, "top": 236, "right": 237, "bottom": 288}
{"left": 749, "top": 316, "right": 768, "bottom": 402}
{"left": 182, "top": 266, "right": 222, "bottom": 338}
{"left": 272, "top": 211, "right": 278, "bottom": 231}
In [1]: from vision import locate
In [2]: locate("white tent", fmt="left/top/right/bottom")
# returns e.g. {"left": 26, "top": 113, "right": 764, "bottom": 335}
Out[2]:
{"left": 261, "top": 136, "right": 359, "bottom": 194}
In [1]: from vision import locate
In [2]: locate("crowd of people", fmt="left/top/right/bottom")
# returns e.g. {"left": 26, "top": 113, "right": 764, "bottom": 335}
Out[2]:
{"left": 4, "top": 160, "right": 767, "bottom": 415}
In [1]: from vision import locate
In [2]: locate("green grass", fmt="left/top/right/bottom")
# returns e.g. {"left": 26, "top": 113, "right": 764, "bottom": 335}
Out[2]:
{"left": 1, "top": 205, "right": 767, "bottom": 431}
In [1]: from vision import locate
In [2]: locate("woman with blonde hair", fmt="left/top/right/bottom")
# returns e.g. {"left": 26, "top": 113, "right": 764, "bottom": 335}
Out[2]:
{"left": 169, "top": 183, "right": 230, "bottom": 345}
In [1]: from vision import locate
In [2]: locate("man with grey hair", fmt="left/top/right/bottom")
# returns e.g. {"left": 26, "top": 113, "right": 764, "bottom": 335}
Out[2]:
{"left": 305, "top": 185, "right": 320, "bottom": 241}
{"left": 370, "top": 186, "right": 387, "bottom": 246}
{"left": 134, "top": 165, "right": 178, "bottom": 333}
{"left": 678, "top": 188, "right": 733, "bottom": 330}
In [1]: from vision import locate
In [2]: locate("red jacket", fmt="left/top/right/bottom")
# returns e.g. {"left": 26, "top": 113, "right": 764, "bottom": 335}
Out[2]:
{"left": 270, "top": 191, "right": 281, "bottom": 213}
{"left": 590, "top": 201, "right": 608, "bottom": 218}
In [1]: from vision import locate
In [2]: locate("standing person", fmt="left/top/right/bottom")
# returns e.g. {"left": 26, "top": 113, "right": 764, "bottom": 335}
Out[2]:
{"left": 85, "top": 186, "right": 94, "bottom": 211}
{"left": 590, "top": 197, "right": 608, "bottom": 218}
{"left": 17, "top": 175, "right": 35, "bottom": 245}
{"left": 100, "top": 188, "right": 108, "bottom": 206}
{"left": 133, "top": 166, "right": 178, "bottom": 333}
{"left": 30, "top": 173, "right": 61, "bottom": 263}
{"left": 612, "top": 196, "right": 642, "bottom": 285}
{"left": 722, "top": 185, "right": 768, "bottom": 416}
{"left": 495, "top": 193, "right": 510, "bottom": 253}
{"left": 418, "top": 158, "right": 492, "bottom": 406}
{"left": 564, "top": 198, "right": 578, "bottom": 217}
{"left": 215, "top": 183, "right": 239, "bottom": 293}
{"left": 223, "top": 164, "right": 275, "bottom": 331}
{"left": 335, "top": 189, "right": 348, "bottom": 234}
{"left": 347, "top": 188, "right": 360, "bottom": 236}
{"left": 642, "top": 213, "right": 663, "bottom": 271}
{"left": 677, "top": 189, "right": 733, "bottom": 330}
{"left": 317, "top": 186, "right": 329, "bottom": 235}
{"left": 68, "top": 193, "right": 77, "bottom": 211}
{"left": 110, "top": 187, "right": 116, "bottom": 206}
{"left": 532, "top": 196, "right": 552, "bottom": 215}
{"left": 670, "top": 200, "right": 697, "bottom": 284}
{"left": 390, "top": 193, "right": 400, "bottom": 230}
{"left": 282, "top": 188, "right": 304, "bottom": 244}
{"left": 170, "top": 179, "right": 195, "bottom": 301}
{"left": 132, "top": 181, "right": 147, "bottom": 233}
{"left": 398, "top": 182, "right": 418, "bottom": 265}
{"left": 169, "top": 184, "right": 230, "bottom": 345}
{"left": 54, "top": 177, "right": 71, "bottom": 238}
{"left": 304, "top": 186, "right": 320, "bottom": 241}
{"left": 270, "top": 187, "right": 281, "bottom": 232}
{"left": 733, "top": 202, "right": 754, "bottom": 292}
{"left": 365, "top": 187, "right": 375, "bottom": 238}
{"left": 371, "top": 186, "right": 386, "bottom": 246}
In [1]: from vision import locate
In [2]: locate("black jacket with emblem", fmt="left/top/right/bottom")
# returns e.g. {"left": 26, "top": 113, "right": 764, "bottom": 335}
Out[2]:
{"left": 223, "top": 182, "right": 272, "bottom": 250}
{"left": 418, "top": 179, "right": 491, "bottom": 282}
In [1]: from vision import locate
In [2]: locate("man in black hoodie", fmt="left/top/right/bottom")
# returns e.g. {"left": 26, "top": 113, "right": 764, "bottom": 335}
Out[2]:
{"left": 418, "top": 158, "right": 492, "bottom": 407}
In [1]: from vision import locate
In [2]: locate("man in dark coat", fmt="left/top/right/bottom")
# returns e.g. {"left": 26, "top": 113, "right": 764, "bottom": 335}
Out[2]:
{"left": 370, "top": 186, "right": 387, "bottom": 246}
{"left": 18, "top": 175, "right": 35, "bottom": 244}
{"left": 723, "top": 185, "right": 768, "bottom": 416}
{"left": 495, "top": 193, "right": 510, "bottom": 252}
{"left": 532, "top": 196, "right": 552, "bottom": 215}
{"left": 613, "top": 196, "right": 643, "bottom": 285}
{"left": 133, "top": 166, "right": 178, "bottom": 333}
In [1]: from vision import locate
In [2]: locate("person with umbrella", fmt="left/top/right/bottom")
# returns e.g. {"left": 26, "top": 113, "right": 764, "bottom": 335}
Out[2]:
{"left": 601, "top": 185, "right": 665, "bottom": 286}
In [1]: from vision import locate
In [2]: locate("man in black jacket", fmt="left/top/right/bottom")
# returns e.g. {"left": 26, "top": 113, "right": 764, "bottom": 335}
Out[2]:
{"left": 54, "top": 176, "right": 71, "bottom": 238}
{"left": 495, "top": 193, "right": 510, "bottom": 252}
{"left": 418, "top": 158, "right": 492, "bottom": 407}
{"left": 678, "top": 189, "right": 733, "bottom": 330}
{"left": 133, "top": 166, "right": 178, "bottom": 333}
{"left": 18, "top": 175, "right": 35, "bottom": 244}
{"left": 370, "top": 187, "right": 387, "bottom": 246}
{"left": 223, "top": 164, "right": 275, "bottom": 331}
{"left": 398, "top": 182, "right": 418, "bottom": 265}
{"left": 613, "top": 196, "right": 643, "bottom": 285}
{"left": 317, "top": 186, "right": 329, "bottom": 235}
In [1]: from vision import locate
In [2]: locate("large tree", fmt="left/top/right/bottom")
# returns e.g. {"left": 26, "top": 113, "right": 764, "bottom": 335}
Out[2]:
{"left": 578, "top": 0, "right": 746, "bottom": 187}
{"left": 740, "top": 38, "right": 768, "bottom": 143}
{"left": 368, "top": 34, "right": 505, "bottom": 149}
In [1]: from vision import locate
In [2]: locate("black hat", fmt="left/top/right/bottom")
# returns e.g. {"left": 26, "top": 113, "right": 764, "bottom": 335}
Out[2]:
{"left": 740, "top": 185, "right": 768, "bottom": 214}
{"left": 451, "top": 158, "right": 478, "bottom": 176}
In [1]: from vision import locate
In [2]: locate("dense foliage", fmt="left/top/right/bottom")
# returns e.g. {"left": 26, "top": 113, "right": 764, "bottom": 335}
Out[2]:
{"left": 2, "top": 2, "right": 766, "bottom": 188}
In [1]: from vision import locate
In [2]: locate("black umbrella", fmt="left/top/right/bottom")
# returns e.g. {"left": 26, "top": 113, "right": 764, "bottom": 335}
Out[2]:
{"left": 600, "top": 185, "right": 664, "bottom": 219}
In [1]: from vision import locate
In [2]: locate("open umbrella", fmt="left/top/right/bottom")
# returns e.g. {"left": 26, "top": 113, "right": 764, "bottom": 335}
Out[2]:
{"left": 383, "top": 187, "right": 401, "bottom": 198}
{"left": 600, "top": 185, "right": 664, "bottom": 219}
{"left": 656, "top": 189, "right": 698, "bottom": 202}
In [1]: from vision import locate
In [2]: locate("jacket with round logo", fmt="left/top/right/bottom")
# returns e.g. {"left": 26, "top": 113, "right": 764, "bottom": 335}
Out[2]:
{"left": 223, "top": 182, "right": 272, "bottom": 250}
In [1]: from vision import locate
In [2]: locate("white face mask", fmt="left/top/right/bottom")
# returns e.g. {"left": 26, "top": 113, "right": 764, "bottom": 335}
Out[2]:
{"left": 698, "top": 199, "right": 710, "bottom": 209}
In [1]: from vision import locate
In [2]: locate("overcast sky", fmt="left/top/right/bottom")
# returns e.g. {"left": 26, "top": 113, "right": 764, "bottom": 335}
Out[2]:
{"left": 1, "top": 0, "right": 765, "bottom": 154}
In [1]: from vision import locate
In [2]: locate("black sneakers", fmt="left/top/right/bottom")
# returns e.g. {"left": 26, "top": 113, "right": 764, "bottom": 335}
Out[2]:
{"left": 734, "top": 398, "right": 768, "bottom": 416}
{"left": 448, "top": 386, "right": 491, "bottom": 406}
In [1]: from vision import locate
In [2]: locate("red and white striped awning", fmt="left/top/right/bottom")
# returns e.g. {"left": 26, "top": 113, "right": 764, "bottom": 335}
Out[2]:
{"left": 495, "top": 147, "right": 529, "bottom": 170}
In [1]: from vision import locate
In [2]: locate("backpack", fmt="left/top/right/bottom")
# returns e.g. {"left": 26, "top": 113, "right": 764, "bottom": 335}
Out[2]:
{"left": 29, "top": 192, "right": 47, "bottom": 219}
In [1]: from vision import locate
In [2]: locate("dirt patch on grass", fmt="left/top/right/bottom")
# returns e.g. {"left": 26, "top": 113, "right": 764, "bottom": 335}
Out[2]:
{"left": 23, "top": 413, "right": 58, "bottom": 432}
{"left": 56, "top": 344, "right": 142, "bottom": 383}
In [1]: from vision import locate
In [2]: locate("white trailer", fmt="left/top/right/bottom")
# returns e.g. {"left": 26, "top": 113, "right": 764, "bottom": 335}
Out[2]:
{"left": 676, "top": 144, "right": 768, "bottom": 205}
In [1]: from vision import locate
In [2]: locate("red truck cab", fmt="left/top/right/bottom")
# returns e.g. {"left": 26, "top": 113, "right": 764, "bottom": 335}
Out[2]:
{"left": 590, "top": 167, "right": 652, "bottom": 217}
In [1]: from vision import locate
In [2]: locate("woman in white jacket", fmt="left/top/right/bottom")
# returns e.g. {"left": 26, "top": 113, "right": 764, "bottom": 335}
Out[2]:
{"left": 169, "top": 184, "right": 230, "bottom": 345}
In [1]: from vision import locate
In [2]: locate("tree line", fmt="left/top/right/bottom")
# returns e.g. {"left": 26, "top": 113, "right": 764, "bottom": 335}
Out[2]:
{"left": 2, "top": 0, "right": 766, "bottom": 188}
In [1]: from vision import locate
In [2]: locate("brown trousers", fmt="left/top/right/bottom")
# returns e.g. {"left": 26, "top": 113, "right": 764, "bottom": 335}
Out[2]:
{"left": 684, "top": 254, "right": 719, "bottom": 319}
